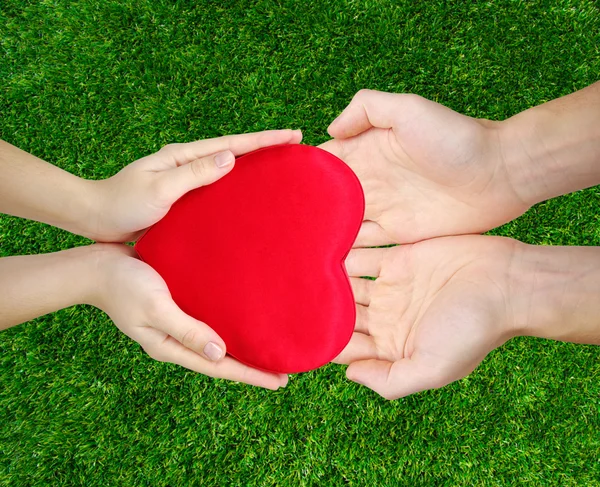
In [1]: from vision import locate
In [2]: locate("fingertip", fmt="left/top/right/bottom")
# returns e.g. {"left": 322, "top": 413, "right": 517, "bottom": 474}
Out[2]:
{"left": 214, "top": 150, "right": 235, "bottom": 168}
{"left": 279, "top": 374, "right": 289, "bottom": 388}
{"left": 203, "top": 341, "right": 226, "bottom": 362}
{"left": 345, "top": 362, "right": 366, "bottom": 385}
{"left": 327, "top": 109, "right": 364, "bottom": 139}
{"left": 327, "top": 116, "right": 344, "bottom": 138}
{"left": 263, "top": 376, "right": 283, "bottom": 391}
{"left": 196, "top": 319, "right": 227, "bottom": 357}
{"left": 212, "top": 332, "right": 228, "bottom": 357}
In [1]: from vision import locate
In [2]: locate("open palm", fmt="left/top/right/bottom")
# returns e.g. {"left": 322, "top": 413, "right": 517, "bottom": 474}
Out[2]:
{"left": 320, "top": 90, "right": 528, "bottom": 246}
{"left": 338, "top": 235, "right": 519, "bottom": 399}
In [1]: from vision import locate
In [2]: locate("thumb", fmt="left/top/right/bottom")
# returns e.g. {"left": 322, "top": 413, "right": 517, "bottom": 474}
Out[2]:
{"left": 346, "top": 357, "right": 448, "bottom": 400}
{"left": 152, "top": 297, "right": 227, "bottom": 362}
{"left": 159, "top": 150, "right": 235, "bottom": 202}
{"left": 317, "top": 139, "right": 343, "bottom": 159}
{"left": 328, "top": 89, "right": 402, "bottom": 139}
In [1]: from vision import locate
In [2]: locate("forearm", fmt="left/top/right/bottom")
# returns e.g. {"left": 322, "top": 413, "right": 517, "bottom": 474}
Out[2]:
{"left": 0, "top": 140, "right": 97, "bottom": 238}
{"left": 499, "top": 81, "right": 600, "bottom": 205}
{"left": 511, "top": 243, "right": 600, "bottom": 344}
{"left": 0, "top": 246, "right": 99, "bottom": 330}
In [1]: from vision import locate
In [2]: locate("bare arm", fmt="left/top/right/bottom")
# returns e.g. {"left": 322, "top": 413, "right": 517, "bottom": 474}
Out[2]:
{"left": 0, "top": 129, "right": 301, "bottom": 242}
{"left": 0, "top": 245, "right": 287, "bottom": 389}
{"left": 0, "top": 246, "right": 97, "bottom": 330}
{"left": 501, "top": 81, "right": 600, "bottom": 205}
{"left": 338, "top": 237, "right": 600, "bottom": 399}
{"left": 0, "top": 141, "right": 95, "bottom": 238}
{"left": 511, "top": 243, "right": 600, "bottom": 345}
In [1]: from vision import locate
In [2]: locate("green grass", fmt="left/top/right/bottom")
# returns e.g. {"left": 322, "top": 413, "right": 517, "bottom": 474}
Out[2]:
{"left": 1, "top": 0, "right": 600, "bottom": 485}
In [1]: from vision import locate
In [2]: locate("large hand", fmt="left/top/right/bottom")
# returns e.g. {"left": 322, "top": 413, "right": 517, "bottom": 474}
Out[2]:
{"left": 320, "top": 90, "right": 527, "bottom": 246}
{"left": 91, "top": 244, "right": 287, "bottom": 390}
{"left": 337, "top": 235, "right": 520, "bottom": 399}
{"left": 89, "top": 129, "right": 302, "bottom": 242}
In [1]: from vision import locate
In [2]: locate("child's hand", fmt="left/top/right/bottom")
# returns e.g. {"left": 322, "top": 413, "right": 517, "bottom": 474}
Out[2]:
{"left": 90, "top": 243, "right": 288, "bottom": 390}
{"left": 89, "top": 129, "right": 302, "bottom": 242}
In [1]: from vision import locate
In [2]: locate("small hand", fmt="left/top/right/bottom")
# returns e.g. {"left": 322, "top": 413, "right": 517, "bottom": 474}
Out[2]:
{"left": 320, "top": 90, "right": 527, "bottom": 246}
{"left": 90, "top": 129, "right": 302, "bottom": 242}
{"left": 91, "top": 244, "right": 287, "bottom": 390}
{"left": 338, "top": 235, "right": 520, "bottom": 399}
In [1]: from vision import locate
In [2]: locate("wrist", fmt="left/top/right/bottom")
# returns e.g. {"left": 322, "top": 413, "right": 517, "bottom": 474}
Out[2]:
{"left": 497, "top": 83, "right": 600, "bottom": 206}
{"left": 496, "top": 112, "right": 554, "bottom": 208}
{"left": 0, "top": 245, "right": 115, "bottom": 330}
{"left": 77, "top": 243, "right": 136, "bottom": 308}
{"left": 38, "top": 174, "right": 104, "bottom": 242}
{"left": 508, "top": 243, "right": 600, "bottom": 344}
{"left": 72, "top": 179, "right": 109, "bottom": 241}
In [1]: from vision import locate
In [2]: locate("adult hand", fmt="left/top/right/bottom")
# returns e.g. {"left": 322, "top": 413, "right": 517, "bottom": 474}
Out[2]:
{"left": 337, "top": 235, "right": 519, "bottom": 399}
{"left": 91, "top": 244, "right": 287, "bottom": 390}
{"left": 89, "top": 129, "right": 302, "bottom": 242}
{"left": 320, "top": 90, "right": 527, "bottom": 246}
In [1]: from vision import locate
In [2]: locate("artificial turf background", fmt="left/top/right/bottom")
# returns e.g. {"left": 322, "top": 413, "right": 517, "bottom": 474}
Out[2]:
{"left": 1, "top": 0, "right": 599, "bottom": 485}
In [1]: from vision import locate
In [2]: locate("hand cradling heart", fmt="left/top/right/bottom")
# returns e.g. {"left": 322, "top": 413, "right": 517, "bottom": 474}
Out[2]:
{"left": 135, "top": 144, "right": 365, "bottom": 373}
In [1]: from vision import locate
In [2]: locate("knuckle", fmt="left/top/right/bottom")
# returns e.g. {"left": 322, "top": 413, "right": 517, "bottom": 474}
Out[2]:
{"left": 179, "top": 328, "right": 204, "bottom": 351}
{"left": 189, "top": 158, "right": 210, "bottom": 180}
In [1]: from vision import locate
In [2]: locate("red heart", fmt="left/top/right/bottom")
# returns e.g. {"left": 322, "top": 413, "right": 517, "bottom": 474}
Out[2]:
{"left": 135, "top": 144, "right": 365, "bottom": 373}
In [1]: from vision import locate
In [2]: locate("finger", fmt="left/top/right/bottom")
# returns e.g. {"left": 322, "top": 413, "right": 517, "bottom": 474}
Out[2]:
{"left": 150, "top": 297, "right": 227, "bottom": 362}
{"left": 158, "top": 336, "right": 286, "bottom": 390}
{"left": 318, "top": 139, "right": 343, "bottom": 160}
{"left": 333, "top": 332, "right": 378, "bottom": 364}
{"left": 345, "top": 248, "right": 386, "bottom": 278}
{"left": 354, "top": 221, "right": 394, "bottom": 248}
{"left": 328, "top": 90, "right": 402, "bottom": 138}
{"left": 165, "top": 129, "right": 303, "bottom": 165}
{"left": 160, "top": 150, "right": 236, "bottom": 202}
{"left": 355, "top": 304, "right": 370, "bottom": 334}
{"left": 350, "top": 278, "right": 373, "bottom": 306}
{"left": 346, "top": 358, "right": 447, "bottom": 400}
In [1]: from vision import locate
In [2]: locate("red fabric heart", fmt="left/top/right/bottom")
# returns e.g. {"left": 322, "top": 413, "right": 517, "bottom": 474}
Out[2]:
{"left": 135, "top": 144, "right": 364, "bottom": 373}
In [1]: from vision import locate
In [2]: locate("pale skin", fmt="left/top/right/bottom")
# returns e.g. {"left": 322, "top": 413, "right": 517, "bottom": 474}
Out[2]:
{"left": 322, "top": 83, "right": 600, "bottom": 399}
{"left": 3, "top": 84, "right": 600, "bottom": 398}
{"left": 340, "top": 237, "right": 600, "bottom": 400}
{"left": 321, "top": 82, "right": 600, "bottom": 246}
{"left": 0, "top": 129, "right": 303, "bottom": 390}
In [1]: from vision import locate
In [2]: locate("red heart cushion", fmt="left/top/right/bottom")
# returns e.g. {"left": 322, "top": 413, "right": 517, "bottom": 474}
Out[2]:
{"left": 135, "top": 144, "right": 364, "bottom": 373}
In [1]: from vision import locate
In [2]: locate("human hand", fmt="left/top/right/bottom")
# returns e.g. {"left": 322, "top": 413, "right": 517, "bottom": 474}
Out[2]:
{"left": 320, "top": 90, "right": 528, "bottom": 246}
{"left": 337, "top": 235, "right": 520, "bottom": 399}
{"left": 88, "top": 129, "right": 302, "bottom": 242}
{"left": 90, "top": 244, "right": 287, "bottom": 390}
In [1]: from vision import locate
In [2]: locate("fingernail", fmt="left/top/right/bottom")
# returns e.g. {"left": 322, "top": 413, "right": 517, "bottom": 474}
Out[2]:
{"left": 214, "top": 151, "right": 234, "bottom": 168}
{"left": 203, "top": 342, "right": 224, "bottom": 361}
